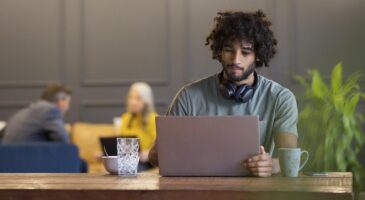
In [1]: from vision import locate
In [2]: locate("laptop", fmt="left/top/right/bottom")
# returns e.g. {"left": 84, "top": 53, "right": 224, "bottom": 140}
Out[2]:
{"left": 99, "top": 136, "right": 138, "bottom": 156}
{"left": 99, "top": 137, "right": 118, "bottom": 156}
{"left": 156, "top": 116, "right": 260, "bottom": 177}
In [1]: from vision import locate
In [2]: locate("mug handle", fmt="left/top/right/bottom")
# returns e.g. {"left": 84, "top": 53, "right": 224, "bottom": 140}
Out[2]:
{"left": 299, "top": 150, "right": 309, "bottom": 171}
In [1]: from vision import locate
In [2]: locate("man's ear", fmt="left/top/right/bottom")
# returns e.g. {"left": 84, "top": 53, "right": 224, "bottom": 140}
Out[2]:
{"left": 255, "top": 59, "right": 263, "bottom": 67}
{"left": 216, "top": 52, "right": 222, "bottom": 62}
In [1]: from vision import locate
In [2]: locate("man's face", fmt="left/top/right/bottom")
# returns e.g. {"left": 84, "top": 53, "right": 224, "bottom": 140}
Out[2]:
{"left": 57, "top": 95, "right": 71, "bottom": 114}
{"left": 220, "top": 40, "right": 256, "bottom": 82}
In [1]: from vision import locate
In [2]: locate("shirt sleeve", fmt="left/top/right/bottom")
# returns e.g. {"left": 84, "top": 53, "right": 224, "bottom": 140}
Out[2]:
{"left": 273, "top": 89, "right": 299, "bottom": 137}
{"left": 43, "top": 107, "right": 69, "bottom": 143}
{"left": 166, "top": 87, "right": 190, "bottom": 116}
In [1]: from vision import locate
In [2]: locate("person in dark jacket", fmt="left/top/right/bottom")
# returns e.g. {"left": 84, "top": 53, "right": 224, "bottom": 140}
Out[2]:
{"left": 2, "top": 83, "right": 88, "bottom": 172}
{"left": 2, "top": 83, "right": 71, "bottom": 144}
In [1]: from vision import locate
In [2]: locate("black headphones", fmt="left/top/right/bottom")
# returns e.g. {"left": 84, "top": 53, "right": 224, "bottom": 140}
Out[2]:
{"left": 218, "top": 71, "right": 258, "bottom": 103}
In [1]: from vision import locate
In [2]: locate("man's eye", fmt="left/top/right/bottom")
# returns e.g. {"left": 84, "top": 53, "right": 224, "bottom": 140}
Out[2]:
{"left": 241, "top": 51, "right": 250, "bottom": 56}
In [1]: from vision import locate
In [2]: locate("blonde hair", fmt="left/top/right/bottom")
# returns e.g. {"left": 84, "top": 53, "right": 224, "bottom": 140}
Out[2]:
{"left": 127, "top": 82, "right": 155, "bottom": 128}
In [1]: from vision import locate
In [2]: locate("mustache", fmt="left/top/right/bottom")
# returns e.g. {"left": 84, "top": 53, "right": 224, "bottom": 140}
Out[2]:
{"left": 226, "top": 64, "right": 244, "bottom": 69}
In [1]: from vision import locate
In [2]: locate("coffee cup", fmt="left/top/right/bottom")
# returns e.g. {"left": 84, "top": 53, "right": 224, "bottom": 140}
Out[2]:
{"left": 278, "top": 148, "right": 309, "bottom": 177}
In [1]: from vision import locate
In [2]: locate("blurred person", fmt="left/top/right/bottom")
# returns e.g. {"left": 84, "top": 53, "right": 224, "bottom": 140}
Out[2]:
{"left": 0, "top": 121, "right": 6, "bottom": 142}
{"left": 2, "top": 83, "right": 71, "bottom": 143}
{"left": 2, "top": 83, "right": 87, "bottom": 172}
{"left": 120, "top": 82, "right": 157, "bottom": 171}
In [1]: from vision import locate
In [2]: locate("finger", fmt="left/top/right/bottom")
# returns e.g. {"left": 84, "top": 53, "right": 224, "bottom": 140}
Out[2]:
{"left": 260, "top": 146, "right": 266, "bottom": 155}
{"left": 252, "top": 171, "right": 271, "bottom": 177}
{"left": 247, "top": 154, "right": 271, "bottom": 162}
{"left": 255, "top": 173, "right": 271, "bottom": 177}
{"left": 246, "top": 160, "right": 272, "bottom": 168}
{"left": 248, "top": 166, "right": 272, "bottom": 173}
{"left": 247, "top": 155, "right": 261, "bottom": 162}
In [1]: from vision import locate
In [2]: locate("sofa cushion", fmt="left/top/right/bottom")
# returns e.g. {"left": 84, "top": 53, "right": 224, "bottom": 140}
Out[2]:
{"left": 0, "top": 143, "right": 81, "bottom": 173}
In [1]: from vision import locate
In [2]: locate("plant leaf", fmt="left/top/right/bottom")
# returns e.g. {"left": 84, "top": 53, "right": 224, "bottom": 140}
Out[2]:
{"left": 344, "top": 93, "right": 360, "bottom": 116}
{"left": 331, "top": 62, "right": 342, "bottom": 93}
{"left": 294, "top": 75, "right": 310, "bottom": 89}
{"left": 342, "top": 73, "right": 361, "bottom": 96}
{"left": 310, "top": 70, "right": 328, "bottom": 99}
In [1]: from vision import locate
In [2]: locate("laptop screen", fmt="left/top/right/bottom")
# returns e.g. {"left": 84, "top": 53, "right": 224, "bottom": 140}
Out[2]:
{"left": 99, "top": 136, "right": 139, "bottom": 156}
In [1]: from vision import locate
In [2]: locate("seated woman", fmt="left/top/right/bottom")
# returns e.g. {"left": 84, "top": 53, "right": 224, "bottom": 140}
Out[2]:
{"left": 120, "top": 82, "right": 157, "bottom": 171}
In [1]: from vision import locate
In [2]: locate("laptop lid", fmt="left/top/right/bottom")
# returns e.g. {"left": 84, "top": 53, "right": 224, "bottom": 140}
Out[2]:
{"left": 99, "top": 137, "right": 118, "bottom": 156}
{"left": 156, "top": 116, "right": 260, "bottom": 177}
{"left": 99, "top": 136, "right": 140, "bottom": 156}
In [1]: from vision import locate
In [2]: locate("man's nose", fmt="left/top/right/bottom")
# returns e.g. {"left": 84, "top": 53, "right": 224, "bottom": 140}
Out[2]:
{"left": 232, "top": 51, "right": 242, "bottom": 65}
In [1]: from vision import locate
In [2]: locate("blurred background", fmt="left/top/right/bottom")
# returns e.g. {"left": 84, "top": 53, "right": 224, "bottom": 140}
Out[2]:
{"left": 0, "top": 0, "right": 364, "bottom": 170}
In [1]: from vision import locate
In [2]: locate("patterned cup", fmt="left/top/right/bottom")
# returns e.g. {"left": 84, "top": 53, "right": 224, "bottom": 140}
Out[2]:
{"left": 278, "top": 148, "right": 309, "bottom": 177}
{"left": 117, "top": 138, "right": 139, "bottom": 176}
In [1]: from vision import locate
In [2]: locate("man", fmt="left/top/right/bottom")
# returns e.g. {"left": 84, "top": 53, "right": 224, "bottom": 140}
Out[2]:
{"left": 149, "top": 10, "right": 298, "bottom": 177}
{"left": 2, "top": 83, "right": 88, "bottom": 172}
{"left": 2, "top": 83, "right": 71, "bottom": 143}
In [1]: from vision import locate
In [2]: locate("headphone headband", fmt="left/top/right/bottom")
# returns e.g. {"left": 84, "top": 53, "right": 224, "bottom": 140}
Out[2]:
{"left": 218, "top": 71, "right": 258, "bottom": 103}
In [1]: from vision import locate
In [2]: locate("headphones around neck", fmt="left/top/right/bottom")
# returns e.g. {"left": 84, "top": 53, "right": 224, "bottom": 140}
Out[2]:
{"left": 218, "top": 71, "right": 258, "bottom": 103}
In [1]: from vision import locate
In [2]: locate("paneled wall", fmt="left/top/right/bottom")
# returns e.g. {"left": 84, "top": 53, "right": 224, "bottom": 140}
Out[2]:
{"left": 0, "top": 0, "right": 364, "bottom": 125}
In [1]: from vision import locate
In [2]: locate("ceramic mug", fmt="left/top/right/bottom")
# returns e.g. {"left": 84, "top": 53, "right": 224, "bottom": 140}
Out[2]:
{"left": 278, "top": 148, "right": 309, "bottom": 177}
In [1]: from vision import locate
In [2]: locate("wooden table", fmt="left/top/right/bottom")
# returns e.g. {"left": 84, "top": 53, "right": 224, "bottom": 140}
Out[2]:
{"left": 0, "top": 172, "right": 353, "bottom": 200}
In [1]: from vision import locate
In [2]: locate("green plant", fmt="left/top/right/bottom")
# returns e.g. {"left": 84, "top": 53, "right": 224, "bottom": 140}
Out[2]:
{"left": 295, "top": 62, "right": 365, "bottom": 194}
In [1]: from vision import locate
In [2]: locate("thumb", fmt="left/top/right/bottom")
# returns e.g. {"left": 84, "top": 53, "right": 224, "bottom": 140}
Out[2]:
{"left": 260, "top": 146, "right": 266, "bottom": 155}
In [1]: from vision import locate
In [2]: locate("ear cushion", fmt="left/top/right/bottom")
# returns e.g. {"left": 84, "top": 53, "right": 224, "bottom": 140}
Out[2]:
{"left": 235, "top": 85, "right": 254, "bottom": 103}
{"left": 219, "top": 82, "right": 236, "bottom": 99}
{"left": 235, "top": 85, "right": 247, "bottom": 101}
{"left": 218, "top": 71, "right": 257, "bottom": 103}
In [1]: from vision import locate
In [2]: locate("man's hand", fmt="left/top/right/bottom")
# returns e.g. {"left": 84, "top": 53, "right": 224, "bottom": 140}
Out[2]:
{"left": 244, "top": 146, "right": 273, "bottom": 177}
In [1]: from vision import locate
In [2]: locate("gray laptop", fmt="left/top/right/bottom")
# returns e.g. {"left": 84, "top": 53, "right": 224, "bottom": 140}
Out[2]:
{"left": 156, "top": 116, "right": 260, "bottom": 177}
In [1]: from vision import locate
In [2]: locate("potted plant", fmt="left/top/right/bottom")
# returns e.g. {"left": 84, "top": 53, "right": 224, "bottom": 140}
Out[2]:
{"left": 295, "top": 62, "right": 365, "bottom": 195}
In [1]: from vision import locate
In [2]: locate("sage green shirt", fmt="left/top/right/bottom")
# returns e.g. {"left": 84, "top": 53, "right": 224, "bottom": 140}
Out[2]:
{"left": 166, "top": 73, "right": 299, "bottom": 155}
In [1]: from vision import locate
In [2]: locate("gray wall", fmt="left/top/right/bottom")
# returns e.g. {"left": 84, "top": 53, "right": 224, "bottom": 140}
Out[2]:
{"left": 0, "top": 0, "right": 364, "bottom": 124}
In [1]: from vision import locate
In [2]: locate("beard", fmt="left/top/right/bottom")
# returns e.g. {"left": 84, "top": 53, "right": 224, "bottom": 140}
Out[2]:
{"left": 222, "top": 62, "right": 255, "bottom": 82}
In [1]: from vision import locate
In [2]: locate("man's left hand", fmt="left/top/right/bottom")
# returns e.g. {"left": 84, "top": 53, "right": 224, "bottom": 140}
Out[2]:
{"left": 244, "top": 146, "right": 273, "bottom": 177}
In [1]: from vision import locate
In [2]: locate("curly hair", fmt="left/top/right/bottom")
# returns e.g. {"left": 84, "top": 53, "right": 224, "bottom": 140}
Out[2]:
{"left": 205, "top": 10, "right": 277, "bottom": 67}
